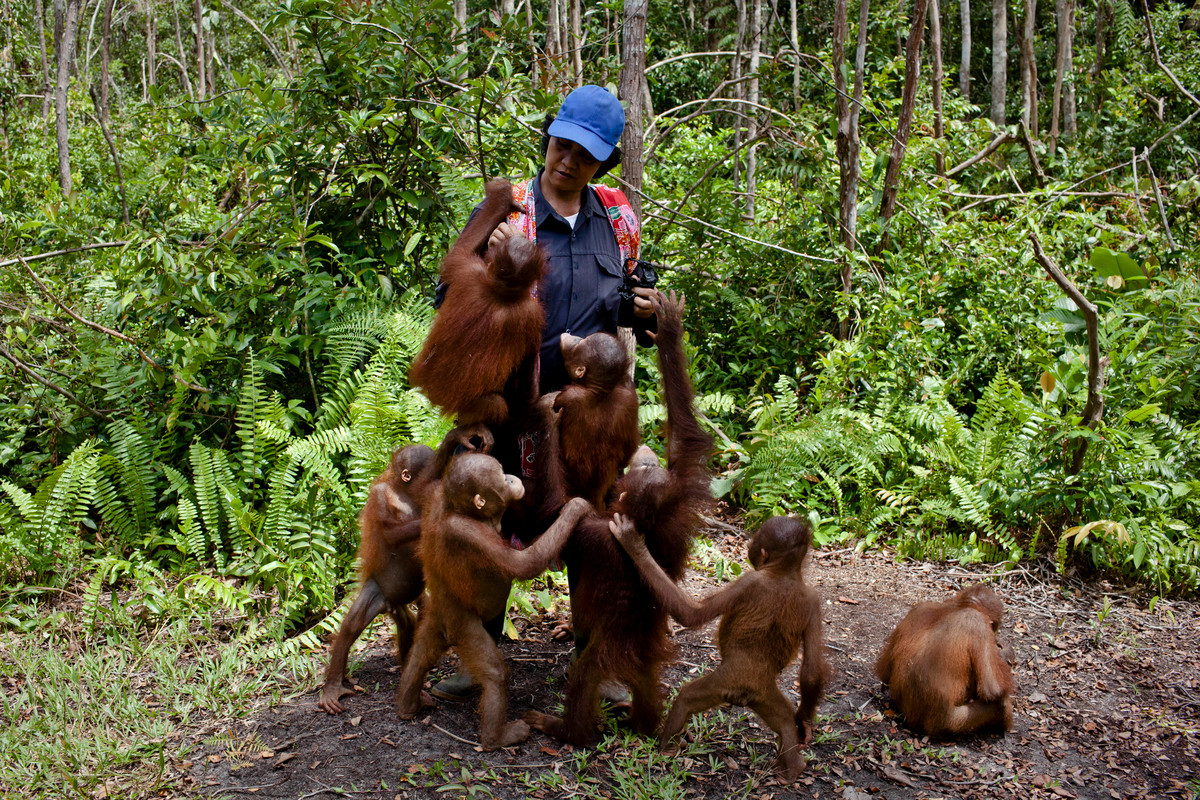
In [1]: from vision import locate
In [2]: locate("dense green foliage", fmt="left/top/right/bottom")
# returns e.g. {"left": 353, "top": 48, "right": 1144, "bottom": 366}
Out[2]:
{"left": 1, "top": 0, "right": 1198, "bottom": 664}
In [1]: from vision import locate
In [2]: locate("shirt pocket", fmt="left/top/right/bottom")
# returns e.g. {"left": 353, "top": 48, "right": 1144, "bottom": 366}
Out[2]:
{"left": 597, "top": 254, "right": 626, "bottom": 318}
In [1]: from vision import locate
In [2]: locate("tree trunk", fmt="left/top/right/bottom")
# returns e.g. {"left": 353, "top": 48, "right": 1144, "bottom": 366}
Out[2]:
{"left": 959, "top": 0, "right": 970, "bottom": 97}
{"left": 36, "top": 0, "right": 52, "bottom": 124}
{"left": 618, "top": 0, "right": 647, "bottom": 221}
{"left": 193, "top": 0, "right": 206, "bottom": 99}
{"left": 990, "top": 0, "right": 1006, "bottom": 127}
{"left": 568, "top": 0, "right": 583, "bottom": 88}
{"left": 600, "top": 7, "right": 610, "bottom": 84}
{"left": 790, "top": 0, "right": 800, "bottom": 108}
{"left": 1092, "top": 0, "right": 1108, "bottom": 80}
{"left": 54, "top": 0, "right": 82, "bottom": 197}
{"left": 1046, "top": 0, "right": 1065, "bottom": 149}
{"left": 100, "top": 0, "right": 115, "bottom": 124}
{"left": 731, "top": 0, "right": 746, "bottom": 186}
{"left": 745, "top": 0, "right": 761, "bottom": 221}
{"left": 1062, "top": 0, "right": 1075, "bottom": 134}
{"left": 930, "top": 0, "right": 945, "bottom": 177}
{"left": 501, "top": 0, "right": 514, "bottom": 15}
{"left": 834, "top": 0, "right": 870, "bottom": 338}
{"left": 1019, "top": 0, "right": 1037, "bottom": 135}
{"left": 526, "top": 0, "right": 538, "bottom": 87}
{"left": 172, "top": 0, "right": 194, "bottom": 99}
{"left": 879, "top": 0, "right": 929, "bottom": 243}
{"left": 206, "top": 24, "right": 217, "bottom": 94}
{"left": 145, "top": 0, "right": 157, "bottom": 90}
{"left": 546, "top": 0, "right": 561, "bottom": 84}
{"left": 453, "top": 0, "right": 467, "bottom": 80}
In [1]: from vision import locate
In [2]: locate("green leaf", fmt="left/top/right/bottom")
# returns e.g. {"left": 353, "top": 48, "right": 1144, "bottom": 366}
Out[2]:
{"left": 1123, "top": 404, "right": 1160, "bottom": 423}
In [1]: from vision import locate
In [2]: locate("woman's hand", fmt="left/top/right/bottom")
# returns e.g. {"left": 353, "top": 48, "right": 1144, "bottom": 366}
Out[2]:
{"left": 631, "top": 286, "right": 657, "bottom": 319}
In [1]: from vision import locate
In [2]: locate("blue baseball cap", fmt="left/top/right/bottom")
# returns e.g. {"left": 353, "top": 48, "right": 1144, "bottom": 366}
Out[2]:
{"left": 548, "top": 85, "right": 626, "bottom": 162}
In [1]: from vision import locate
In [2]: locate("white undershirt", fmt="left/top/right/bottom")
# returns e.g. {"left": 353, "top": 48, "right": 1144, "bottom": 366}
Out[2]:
{"left": 564, "top": 212, "right": 579, "bottom": 229}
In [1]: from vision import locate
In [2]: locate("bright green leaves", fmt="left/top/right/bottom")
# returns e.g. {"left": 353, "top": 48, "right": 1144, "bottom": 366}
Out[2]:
{"left": 1089, "top": 247, "right": 1148, "bottom": 291}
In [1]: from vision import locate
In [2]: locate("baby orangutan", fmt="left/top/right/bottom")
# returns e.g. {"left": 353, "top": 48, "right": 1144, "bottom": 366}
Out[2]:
{"left": 610, "top": 514, "right": 827, "bottom": 784}
{"left": 874, "top": 583, "right": 1015, "bottom": 737}
{"left": 395, "top": 453, "right": 592, "bottom": 750}
{"left": 318, "top": 425, "right": 493, "bottom": 714}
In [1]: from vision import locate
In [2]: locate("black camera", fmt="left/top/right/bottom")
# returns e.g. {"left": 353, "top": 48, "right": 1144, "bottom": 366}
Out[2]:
{"left": 618, "top": 258, "right": 661, "bottom": 327}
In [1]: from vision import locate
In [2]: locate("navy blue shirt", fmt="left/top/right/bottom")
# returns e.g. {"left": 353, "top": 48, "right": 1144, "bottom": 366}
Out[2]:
{"left": 449, "top": 171, "right": 654, "bottom": 394}
{"left": 528, "top": 171, "right": 628, "bottom": 392}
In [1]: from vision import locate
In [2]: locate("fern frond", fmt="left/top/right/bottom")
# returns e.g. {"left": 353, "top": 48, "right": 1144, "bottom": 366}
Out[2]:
{"left": 189, "top": 443, "right": 226, "bottom": 566}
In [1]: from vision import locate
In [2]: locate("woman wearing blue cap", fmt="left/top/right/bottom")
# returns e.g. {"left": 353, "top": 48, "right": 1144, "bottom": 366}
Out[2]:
{"left": 430, "top": 84, "right": 657, "bottom": 702}
{"left": 485, "top": 83, "right": 657, "bottom": 393}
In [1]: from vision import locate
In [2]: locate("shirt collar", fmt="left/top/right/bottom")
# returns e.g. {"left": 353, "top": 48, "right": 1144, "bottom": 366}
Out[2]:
{"left": 532, "top": 169, "right": 603, "bottom": 230}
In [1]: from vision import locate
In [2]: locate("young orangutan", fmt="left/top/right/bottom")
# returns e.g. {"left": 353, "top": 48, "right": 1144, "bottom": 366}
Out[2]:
{"left": 318, "top": 426, "right": 493, "bottom": 714}
{"left": 874, "top": 583, "right": 1016, "bottom": 737}
{"left": 536, "top": 331, "right": 639, "bottom": 510}
{"left": 394, "top": 453, "right": 592, "bottom": 750}
{"left": 409, "top": 179, "right": 544, "bottom": 427}
{"left": 610, "top": 514, "right": 827, "bottom": 783}
{"left": 523, "top": 290, "right": 713, "bottom": 745}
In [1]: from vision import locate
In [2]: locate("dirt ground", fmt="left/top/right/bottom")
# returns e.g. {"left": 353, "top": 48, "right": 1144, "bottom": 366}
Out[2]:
{"left": 182, "top": 526, "right": 1200, "bottom": 800}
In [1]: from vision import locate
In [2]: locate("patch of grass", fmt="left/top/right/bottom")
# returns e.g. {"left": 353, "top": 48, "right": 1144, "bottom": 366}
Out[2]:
{"left": 0, "top": 582, "right": 305, "bottom": 798}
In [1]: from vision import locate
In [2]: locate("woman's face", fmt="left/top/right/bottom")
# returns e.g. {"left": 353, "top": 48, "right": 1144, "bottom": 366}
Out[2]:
{"left": 543, "top": 136, "right": 603, "bottom": 196}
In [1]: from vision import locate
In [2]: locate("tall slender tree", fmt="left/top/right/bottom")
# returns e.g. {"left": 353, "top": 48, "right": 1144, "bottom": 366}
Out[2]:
{"left": 959, "top": 0, "right": 971, "bottom": 97}
{"left": 172, "top": 0, "right": 195, "bottom": 99}
{"left": 568, "top": 0, "right": 583, "bottom": 87}
{"left": 100, "top": 0, "right": 116, "bottom": 124}
{"left": 193, "top": 0, "right": 206, "bottom": 99}
{"left": 790, "top": 0, "right": 801, "bottom": 107}
{"left": 745, "top": 0, "right": 762, "bottom": 221}
{"left": 547, "top": 0, "right": 562, "bottom": 84}
{"left": 619, "top": 0, "right": 647, "bottom": 220}
{"left": 834, "top": 0, "right": 870, "bottom": 338}
{"left": 1019, "top": 0, "right": 1038, "bottom": 134}
{"left": 36, "top": 0, "right": 52, "bottom": 123}
{"left": 879, "top": 0, "right": 929, "bottom": 244}
{"left": 54, "top": 0, "right": 82, "bottom": 196}
{"left": 144, "top": 0, "right": 158, "bottom": 95}
{"left": 453, "top": 0, "right": 467, "bottom": 80}
{"left": 930, "top": 0, "right": 945, "bottom": 177}
{"left": 1050, "top": 0, "right": 1075, "bottom": 149}
{"left": 731, "top": 0, "right": 746, "bottom": 186}
{"left": 991, "top": 0, "right": 1007, "bottom": 127}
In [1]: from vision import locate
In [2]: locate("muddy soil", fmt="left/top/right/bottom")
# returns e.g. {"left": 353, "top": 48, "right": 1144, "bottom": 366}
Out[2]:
{"left": 182, "top": 532, "right": 1200, "bottom": 800}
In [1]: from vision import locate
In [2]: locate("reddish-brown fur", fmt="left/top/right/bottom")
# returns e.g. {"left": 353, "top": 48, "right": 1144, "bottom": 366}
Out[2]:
{"left": 394, "top": 453, "right": 592, "bottom": 750}
{"left": 538, "top": 331, "right": 640, "bottom": 510}
{"left": 318, "top": 427, "right": 492, "bottom": 714}
{"left": 610, "top": 515, "right": 828, "bottom": 783}
{"left": 409, "top": 179, "right": 545, "bottom": 426}
{"left": 523, "top": 291, "right": 713, "bottom": 745}
{"left": 875, "top": 583, "right": 1016, "bottom": 737}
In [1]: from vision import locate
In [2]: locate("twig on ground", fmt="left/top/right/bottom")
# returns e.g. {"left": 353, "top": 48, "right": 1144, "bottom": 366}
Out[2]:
{"left": 430, "top": 723, "right": 481, "bottom": 748}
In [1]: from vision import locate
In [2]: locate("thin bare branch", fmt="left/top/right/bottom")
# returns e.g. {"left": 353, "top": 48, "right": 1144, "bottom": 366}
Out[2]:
{"left": 619, "top": 177, "right": 836, "bottom": 263}
{"left": 0, "top": 342, "right": 108, "bottom": 418}
{"left": 1141, "top": 151, "right": 1177, "bottom": 249}
{"left": 946, "top": 131, "right": 1015, "bottom": 178}
{"left": 1028, "top": 233, "right": 1108, "bottom": 476}
{"left": 0, "top": 242, "right": 128, "bottom": 269}
{"left": 1140, "top": 0, "right": 1200, "bottom": 110}
{"left": 13, "top": 255, "right": 211, "bottom": 393}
